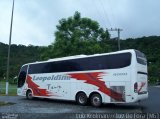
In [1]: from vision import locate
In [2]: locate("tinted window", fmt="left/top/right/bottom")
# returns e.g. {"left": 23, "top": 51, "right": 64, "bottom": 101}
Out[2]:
{"left": 135, "top": 50, "right": 147, "bottom": 65}
{"left": 18, "top": 65, "right": 28, "bottom": 88}
{"left": 28, "top": 52, "right": 131, "bottom": 74}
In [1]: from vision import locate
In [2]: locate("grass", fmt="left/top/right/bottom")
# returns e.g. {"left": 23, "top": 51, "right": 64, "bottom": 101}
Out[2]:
{"left": 0, "top": 101, "right": 8, "bottom": 106}
{"left": 0, "top": 81, "right": 17, "bottom": 96}
{"left": 0, "top": 101, "right": 15, "bottom": 106}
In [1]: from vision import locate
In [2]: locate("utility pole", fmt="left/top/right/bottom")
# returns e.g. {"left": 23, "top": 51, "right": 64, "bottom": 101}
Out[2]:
{"left": 6, "top": 0, "right": 15, "bottom": 95}
{"left": 107, "top": 28, "right": 123, "bottom": 51}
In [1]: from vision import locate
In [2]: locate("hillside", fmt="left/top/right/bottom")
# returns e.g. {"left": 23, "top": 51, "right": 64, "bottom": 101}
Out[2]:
{"left": 0, "top": 43, "right": 42, "bottom": 81}
{"left": 0, "top": 36, "right": 160, "bottom": 84}
{"left": 121, "top": 36, "right": 160, "bottom": 83}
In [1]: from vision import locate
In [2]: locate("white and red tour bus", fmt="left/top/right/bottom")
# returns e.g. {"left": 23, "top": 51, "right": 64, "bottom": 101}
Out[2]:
{"left": 17, "top": 49, "right": 148, "bottom": 107}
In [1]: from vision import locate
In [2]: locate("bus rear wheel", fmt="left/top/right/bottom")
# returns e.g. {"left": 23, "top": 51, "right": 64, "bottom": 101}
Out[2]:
{"left": 76, "top": 92, "right": 88, "bottom": 106}
{"left": 90, "top": 93, "right": 102, "bottom": 107}
{"left": 26, "top": 90, "right": 33, "bottom": 100}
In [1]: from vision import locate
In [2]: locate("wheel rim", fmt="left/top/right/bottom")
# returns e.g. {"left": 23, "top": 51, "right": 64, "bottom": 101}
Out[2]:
{"left": 28, "top": 92, "right": 32, "bottom": 99}
{"left": 92, "top": 96, "right": 100, "bottom": 106}
{"left": 79, "top": 95, "right": 86, "bottom": 104}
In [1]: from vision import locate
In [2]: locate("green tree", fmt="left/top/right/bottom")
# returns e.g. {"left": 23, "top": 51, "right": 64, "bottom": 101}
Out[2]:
{"left": 42, "top": 11, "right": 111, "bottom": 59}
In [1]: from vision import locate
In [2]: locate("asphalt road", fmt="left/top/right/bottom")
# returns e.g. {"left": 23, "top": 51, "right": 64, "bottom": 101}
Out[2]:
{"left": 0, "top": 86, "right": 159, "bottom": 119}
{"left": 0, "top": 96, "right": 141, "bottom": 112}
{"left": 140, "top": 86, "right": 160, "bottom": 113}
{"left": 0, "top": 97, "right": 140, "bottom": 119}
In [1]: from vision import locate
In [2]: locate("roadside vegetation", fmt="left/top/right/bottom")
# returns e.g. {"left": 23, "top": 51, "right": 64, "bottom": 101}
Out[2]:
{"left": 0, "top": 11, "right": 159, "bottom": 87}
{"left": 0, "top": 101, "right": 15, "bottom": 106}
{"left": 0, "top": 80, "right": 17, "bottom": 95}
{"left": 0, "top": 101, "right": 7, "bottom": 106}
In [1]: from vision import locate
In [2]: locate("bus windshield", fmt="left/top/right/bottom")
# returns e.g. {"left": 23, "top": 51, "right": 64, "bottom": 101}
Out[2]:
{"left": 18, "top": 65, "right": 28, "bottom": 88}
{"left": 135, "top": 50, "right": 147, "bottom": 65}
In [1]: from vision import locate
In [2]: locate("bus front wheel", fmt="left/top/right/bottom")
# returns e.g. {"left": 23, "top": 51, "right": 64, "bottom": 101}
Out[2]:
{"left": 26, "top": 90, "right": 33, "bottom": 100}
{"left": 76, "top": 92, "right": 88, "bottom": 106}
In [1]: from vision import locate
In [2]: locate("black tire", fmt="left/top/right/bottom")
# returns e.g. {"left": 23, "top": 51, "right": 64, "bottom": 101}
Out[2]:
{"left": 26, "top": 90, "right": 33, "bottom": 100}
{"left": 90, "top": 93, "right": 102, "bottom": 107}
{"left": 76, "top": 92, "right": 88, "bottom": 106}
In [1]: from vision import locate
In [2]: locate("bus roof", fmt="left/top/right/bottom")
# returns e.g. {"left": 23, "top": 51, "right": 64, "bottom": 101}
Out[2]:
{"left": 24, "top": 49, "right": 136, "bottom": 66}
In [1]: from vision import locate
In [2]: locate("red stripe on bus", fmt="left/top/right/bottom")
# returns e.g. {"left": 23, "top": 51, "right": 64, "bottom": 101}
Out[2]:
{"left": 138, "top": 82, "right": 146, "bottom": 93}
{"left": 26, "top": 75, "right": 54, "bottom": 97}
{"left": 69, "top": 72, "right": 124, "bottom": 102}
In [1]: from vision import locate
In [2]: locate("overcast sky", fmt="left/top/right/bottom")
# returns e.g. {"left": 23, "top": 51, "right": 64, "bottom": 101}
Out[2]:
{"left": 0, "top": 0, "right": 160, "bottom": 46}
